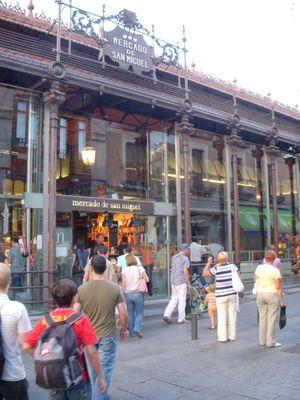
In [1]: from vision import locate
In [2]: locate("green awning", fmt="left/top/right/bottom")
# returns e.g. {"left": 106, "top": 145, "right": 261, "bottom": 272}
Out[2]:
{"left": 238, "top": 206, "right": 262, "bottom": 231}
{"left": 265, "top": 209, "right": 299, "bottom": 233}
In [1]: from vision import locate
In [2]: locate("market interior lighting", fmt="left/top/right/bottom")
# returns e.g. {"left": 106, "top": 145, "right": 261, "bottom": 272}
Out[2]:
{"left": 202, "top": 178, "right": 225, "bottom": 184}
{"left": 81, "top": 146, "right": 96, "bottom": 166}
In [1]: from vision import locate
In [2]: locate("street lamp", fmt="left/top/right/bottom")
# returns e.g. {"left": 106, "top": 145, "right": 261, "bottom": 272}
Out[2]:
{"left": 81, "top": 146, "right": 96, "bottom": 166}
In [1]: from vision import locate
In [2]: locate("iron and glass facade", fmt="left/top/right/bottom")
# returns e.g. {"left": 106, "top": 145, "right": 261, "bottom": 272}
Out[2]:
{"left": 0, "top": 2, "right": 300, "bottom": 312}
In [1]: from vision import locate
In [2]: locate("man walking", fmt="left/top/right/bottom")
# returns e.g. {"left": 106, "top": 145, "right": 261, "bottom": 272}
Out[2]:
{"left": 190, "top": 238, "right": 207, "bottom": 278}
{"left": 0, "top": 264, "right": 31, "bottom": 400}
{"left": 74, "top": 255, "right": 127, "bottom": 400}
{"left": 7, "top": 237, "right": 25, "bottom": 297}
{"left": 163, "top": 244, "right": 191, "bottom": 324}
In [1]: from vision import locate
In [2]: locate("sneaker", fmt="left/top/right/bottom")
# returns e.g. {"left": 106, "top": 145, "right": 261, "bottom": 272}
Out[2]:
{"left": 269, "top": 342, "right": 282, "bottom": 348}
{"left": 134, "top": 331, "right": 143, "bottom": 339}
{"left": 178, "top": 319, "right": 190, "bottom": 324}
{"left": 162, "top": 316, "right": 173, "bottom": 324}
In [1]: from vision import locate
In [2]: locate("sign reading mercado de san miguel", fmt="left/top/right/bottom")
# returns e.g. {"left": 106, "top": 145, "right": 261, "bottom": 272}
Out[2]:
{"left": 57, "top": 195, "right": 155, "bottom": 215}
{"left": 105, "top": 25, "right": 155, "bottom": 74}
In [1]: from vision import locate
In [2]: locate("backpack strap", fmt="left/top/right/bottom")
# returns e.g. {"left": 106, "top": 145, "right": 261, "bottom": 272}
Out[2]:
{"left": 44, "top": 312, "right": 55, "bottom": 327}
{"left": 65, "top": 312, "right": 84, "bottom": 326}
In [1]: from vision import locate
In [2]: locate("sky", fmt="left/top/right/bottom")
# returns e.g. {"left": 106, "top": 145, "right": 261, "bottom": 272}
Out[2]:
{"left": 8, "top": 0, "right": 300, "bottom": 107}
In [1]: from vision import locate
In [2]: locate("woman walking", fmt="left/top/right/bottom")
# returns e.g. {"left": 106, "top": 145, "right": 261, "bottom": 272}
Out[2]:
{"left": 203, "top": 251, "right": 240, "bottom": 343}
{"left": 122, "top": 253, "right": 149, "bottom": 338}
{"left": 254, "top": 249, "right": 283, "bottom": 347}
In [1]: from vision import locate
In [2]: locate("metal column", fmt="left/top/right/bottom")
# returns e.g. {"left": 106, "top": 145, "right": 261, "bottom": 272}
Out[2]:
{"left": 175, "top": 124, "right": 182, "bottom": 247}
{"left": 263, "top": 149, "right": 271, "bottom": 246}
{"left": 224, "top": 144, "right": 233, "bottom": 259}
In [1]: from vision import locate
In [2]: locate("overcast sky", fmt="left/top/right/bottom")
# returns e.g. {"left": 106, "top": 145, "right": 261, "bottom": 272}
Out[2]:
{"left": 10, "top": 0, "right": 300, "bottom": 107}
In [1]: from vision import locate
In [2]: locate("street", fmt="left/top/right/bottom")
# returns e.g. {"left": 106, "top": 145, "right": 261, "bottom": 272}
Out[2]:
{"left": 25, "top": 289, "right": 300, "bottom": 400}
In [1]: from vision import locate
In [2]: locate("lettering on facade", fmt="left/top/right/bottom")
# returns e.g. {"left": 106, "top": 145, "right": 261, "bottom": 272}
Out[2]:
{"left": 105, "top": 26, "right": 154, "bottom": 74}
{"left": 57, "top": 196, "right": 153, "bottom": 215}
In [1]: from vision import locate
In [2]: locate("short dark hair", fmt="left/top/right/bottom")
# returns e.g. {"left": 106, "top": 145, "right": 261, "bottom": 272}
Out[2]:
{"left": 91, "top": 255, "right": 107, "bottom": 275}
{"left": 99, "top": 246, "right": 108, "bottom": 255}
{"left": 125, "top": 245, "right": 132, "bottom": 253}
{"left": 0, "top": 253, "right": 6, "bottom": 263}
{"left": 12, "top": 237, "right": 19, "bottom": 244}
{"left": 52, "top": 279, "right": 77, "bottom": 307}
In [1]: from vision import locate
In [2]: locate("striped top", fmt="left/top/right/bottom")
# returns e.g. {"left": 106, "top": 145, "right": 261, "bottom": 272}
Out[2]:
{"left": 0, "top": 294, "right": 32, "bottom": 381}
{"left": 206, "top": 293, "right": 216, "bottom": 309}
{"left": 210, "top": 263, "right": 237, "bottom": 298}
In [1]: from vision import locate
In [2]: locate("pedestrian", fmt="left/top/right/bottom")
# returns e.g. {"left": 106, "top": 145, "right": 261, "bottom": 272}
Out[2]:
{"left": 90, "top": 234, "right": 105, "bottom": 257}
{"left": 74, "top": 255, "right": 127, "bottom": 400}
{"left": 122, "top": 253, "right": 149, "bottom": 338}
{"left": 73, "top": 240, "right": 90, "bottom": 287}
{"left": 83, "top": 246, "right": 114, "bottom": 284}
{"left": 190, "top": 238, "right": 207, "bottom": 286}
{"left": 140, "top": 244, "right": 154, "bottom": 296}
{"left": 205, "top": 284, "right": 217, "bottom": 330}
{"left": 254, "top": 250, "right": 284, "bottom": 348}
{"left": 0, "top": 252, "right": 6, "bottom": 267}
{"left": 116, "top": 245, "right": 142, "bottom": 281}
{"left": 203, "top": 251, "right": 240, "bottom": 342}
{"left": 117, "top": 236, "right": 128, "bottom": 256}
{"left": 7, "top": 237, "right": 26, "bottom": 298}
{"left": 23, "top": 279, "right": 105, "bottom": 399}
{"left": 263, "top": 245, "right": 281, "bottom": 269}
{"left": 0, "top": 263, "right": 32, "bottom": 400}
{"left": 162, "top": 243, "right": 192, "bottom": 324}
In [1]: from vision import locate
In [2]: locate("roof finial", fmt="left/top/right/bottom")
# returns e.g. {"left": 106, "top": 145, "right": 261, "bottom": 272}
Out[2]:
{"left": 233, "top": 78, "right": 238, "bottom": 117}
{"left": 27, "top": 0, "right": 34, "bottom": 18}
{"left": 191, "top": 60, "right": 196, "bottom": 72}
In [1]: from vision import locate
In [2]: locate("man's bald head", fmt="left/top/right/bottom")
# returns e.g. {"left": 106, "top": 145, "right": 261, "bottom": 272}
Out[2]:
{"left": 0, "top": 264, "right": 11, "bottom": 290}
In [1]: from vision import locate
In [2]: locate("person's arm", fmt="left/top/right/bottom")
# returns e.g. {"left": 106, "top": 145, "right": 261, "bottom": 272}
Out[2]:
{"left": 73, "top": 302, "right": 81, "bottom": 313}
{"left": 184, "top": 267, "right": 191, "bottom": 287}
{"left": 275, "top": 277, "right": 283, "bottom": 306}
{"left": 116, "top": 302, "right": 127, "bottom": 340}
{"left": 85, "top": 345, "right": 106, "bottom": 393}
{"left": 82, "top": 270, "right": 89, "bottom": 284}
{"left": 203, "top": 256, "right": 213, "bottom": 277}
{"left": 142, "top": 268, "right": 149, "bottom": 283}
{"left": 17, "top": 305, "right": 32, "bottom": 347}
{"left": 22, "top": 342, "right": 34, "bottom": 355}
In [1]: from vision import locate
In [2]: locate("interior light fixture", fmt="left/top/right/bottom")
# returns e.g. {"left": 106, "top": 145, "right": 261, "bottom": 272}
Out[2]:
{"left": 81, "top": 146, "right": 96, "bottom": 166}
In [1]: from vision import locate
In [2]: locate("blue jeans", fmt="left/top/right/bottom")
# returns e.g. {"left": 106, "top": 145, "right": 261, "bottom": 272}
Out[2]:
{"left": 48, "top": 381, "right": 89, "bottom": 400}
{"left": 86, "top": 337, "right": 117, "bottom": 400}
{"left": 124, "top": 291, "right": 144, "bottom": 336}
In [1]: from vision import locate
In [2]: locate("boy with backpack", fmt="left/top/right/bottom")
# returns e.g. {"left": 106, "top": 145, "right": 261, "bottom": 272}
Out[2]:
{"left": 23, "top": 279, "right": 105, "bottom": 399}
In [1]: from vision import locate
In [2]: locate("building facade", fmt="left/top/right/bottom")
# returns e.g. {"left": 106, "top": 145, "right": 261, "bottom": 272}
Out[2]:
{"left": 0, "top": 1, "right": 299, "bottom": 312}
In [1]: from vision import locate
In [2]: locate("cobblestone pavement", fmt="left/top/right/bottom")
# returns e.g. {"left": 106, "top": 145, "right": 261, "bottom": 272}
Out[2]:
{"left": 26, "top": 290, "right": 300, "bottom": 400}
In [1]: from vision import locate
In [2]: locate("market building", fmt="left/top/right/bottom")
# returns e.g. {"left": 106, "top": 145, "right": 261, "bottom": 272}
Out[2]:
{"left": 0, "top": 0, "right": 299, "bottom": 312}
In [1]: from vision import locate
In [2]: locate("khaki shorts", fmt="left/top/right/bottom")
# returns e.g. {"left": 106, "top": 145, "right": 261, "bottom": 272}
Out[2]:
{"left": 208, "top": 307, "right": 217, "bottom": 317}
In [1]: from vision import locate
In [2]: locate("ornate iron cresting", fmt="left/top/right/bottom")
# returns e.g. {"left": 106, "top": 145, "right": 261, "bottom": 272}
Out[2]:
{"left": 0, "top": 0, "right": 26, "bottom": 14}
{"left": 68, "top": 3, "right": 181, "bottom": 68}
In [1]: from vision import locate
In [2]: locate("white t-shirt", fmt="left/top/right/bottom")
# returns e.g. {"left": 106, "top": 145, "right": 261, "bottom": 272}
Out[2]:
{"left": 117, "top": 254, "right": 142, "bottom": 270}
{"left": 122, "top": 265, "right": 145, "bottom": 292}
{"left": 190, "top": 242, "right": 206, "bottom": 262}
{"left": 0, "top": 294, "right": 32, "bottom": 381}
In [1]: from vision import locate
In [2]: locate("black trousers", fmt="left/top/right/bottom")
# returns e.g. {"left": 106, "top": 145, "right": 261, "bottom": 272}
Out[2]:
{"left": 0, "top": 379, "right": 28, "bottom": 400}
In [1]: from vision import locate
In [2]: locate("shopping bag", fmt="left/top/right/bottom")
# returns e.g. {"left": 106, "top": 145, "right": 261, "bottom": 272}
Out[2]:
{"left": 231, "top": 266, "right": 244, "bottom": 293}
{"left": 279, "top": 305, "right": 286, "bottom": 329}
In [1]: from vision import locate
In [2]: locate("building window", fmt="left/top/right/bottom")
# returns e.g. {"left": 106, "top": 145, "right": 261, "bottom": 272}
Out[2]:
{"left": 78, "top": 121, "right": 87, "bottom": 160}
{"left": 15, "top": 99, "right": 28, "bottom": 145}
{"left": 58, "top": 118, "right": 67, "bottom": 159}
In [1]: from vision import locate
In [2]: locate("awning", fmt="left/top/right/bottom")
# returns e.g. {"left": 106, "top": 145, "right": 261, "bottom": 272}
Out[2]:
{"left": 265, "top": 209, "right": 299, "bottom": 233}
{"left": 238, "top": 206, "right": 262, "bottom": 231}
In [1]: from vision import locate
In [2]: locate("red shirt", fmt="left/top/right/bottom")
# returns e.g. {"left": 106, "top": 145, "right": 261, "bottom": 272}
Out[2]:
{"left": 25, "top": 308, "right": 97, "bottom": 380}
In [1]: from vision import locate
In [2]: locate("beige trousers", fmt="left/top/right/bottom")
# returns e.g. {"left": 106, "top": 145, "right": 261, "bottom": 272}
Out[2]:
{"left": 256, "top": 292, "right": 279, "bottom": 347}
{"left": 216, "top": 294, "right": 237, "bottom": 342}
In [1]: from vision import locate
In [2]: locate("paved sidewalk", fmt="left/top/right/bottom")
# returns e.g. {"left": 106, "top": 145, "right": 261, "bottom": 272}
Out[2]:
{"left": 25, "top": 291, "right": 300, "bottom": 399}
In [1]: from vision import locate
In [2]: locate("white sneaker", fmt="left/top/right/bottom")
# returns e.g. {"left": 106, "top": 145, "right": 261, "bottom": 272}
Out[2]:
{"left": 269, "top": 342, "right": 282, "bottom": 348}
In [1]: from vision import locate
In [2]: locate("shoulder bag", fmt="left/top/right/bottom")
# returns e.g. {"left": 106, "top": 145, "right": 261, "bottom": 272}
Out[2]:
{"left": 231, "top": 265, "right": 244, "bottom": 293}
{"left": 138, "top": 267, "right": 148, "bottom": 294}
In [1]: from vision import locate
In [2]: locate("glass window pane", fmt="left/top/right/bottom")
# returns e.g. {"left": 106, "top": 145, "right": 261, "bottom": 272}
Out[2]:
{"left": 78, "top": 130, "right": 86, "bottom": 159}
{"left": 16, "top": 113, "right": 26, "bottom": 139}
{"left": 17, "top": 101, "right": 27, "bottom": 112}
{"left": 78, "top": 121, "right": 86, "bottom": 131}
{"left": 59, "top": 127, "right": 67, "bottom": 159}
{"left": 60, "top": 118, "right": 67, "bottom": 128}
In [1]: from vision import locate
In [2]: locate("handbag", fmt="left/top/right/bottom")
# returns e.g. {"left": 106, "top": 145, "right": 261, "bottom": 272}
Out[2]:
{"left": 231, "top": 265, "right": 244, "bottom": 293}
{"left": 138, "top": 267, "right": 148, "bottom": 294}
{"left": 279, "top": 305, "right": 286, "bottom": 329}
{"left": 252, "top": 281, "right": 258, "bottom": 295}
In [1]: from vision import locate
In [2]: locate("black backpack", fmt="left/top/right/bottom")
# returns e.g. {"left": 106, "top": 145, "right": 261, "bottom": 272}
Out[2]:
{"left": 0, "top": 303, "right": 6, "bottom": 377}
{"left": 34, "top": 312, "right": 83, "bottom": 389}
